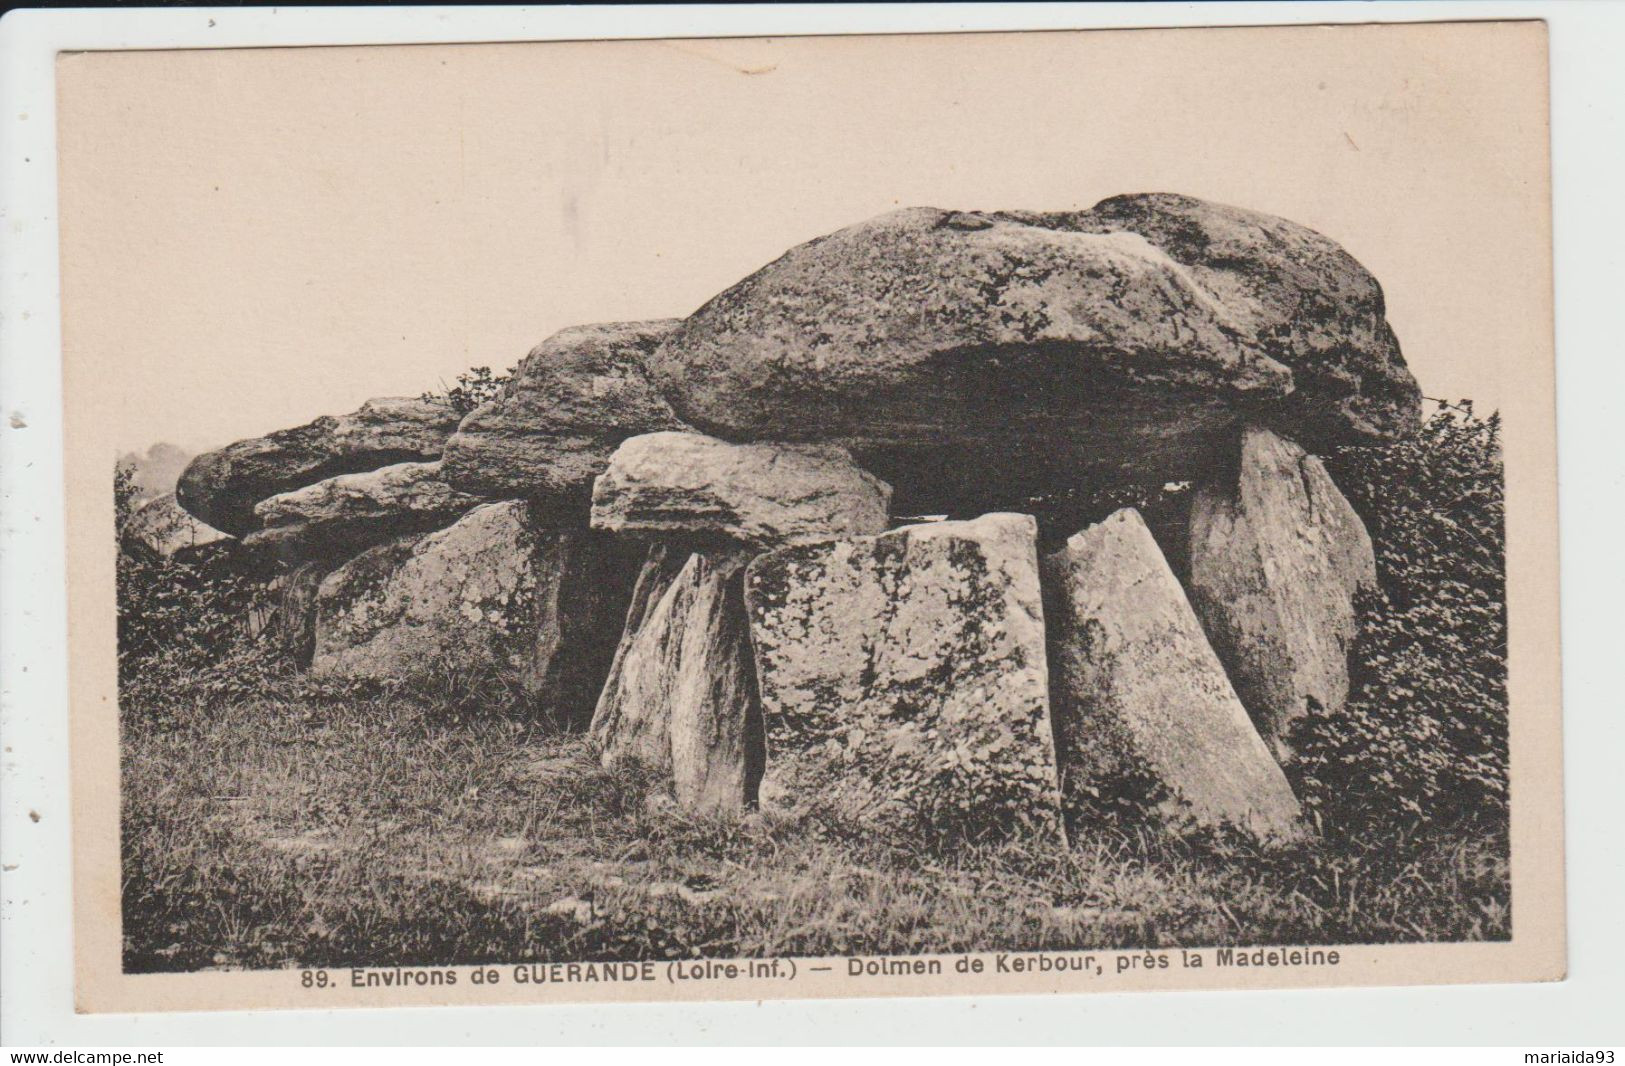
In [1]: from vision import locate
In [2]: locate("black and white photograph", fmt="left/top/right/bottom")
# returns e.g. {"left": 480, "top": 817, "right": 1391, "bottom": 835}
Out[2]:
{"left": 37, "top": 16, "right": 1569, "bottom": 1016}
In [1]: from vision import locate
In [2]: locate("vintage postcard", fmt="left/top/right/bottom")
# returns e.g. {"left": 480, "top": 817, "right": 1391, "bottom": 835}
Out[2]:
{"left": 59, "top": 20, "right": 1562, "bottom": 1013}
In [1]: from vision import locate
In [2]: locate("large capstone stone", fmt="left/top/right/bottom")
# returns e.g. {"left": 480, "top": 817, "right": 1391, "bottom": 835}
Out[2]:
{"left": 589, "top": 548, "right": 764, "bottom": 816}
{"left": 177, "top": 397, "right": 462, "bottom": 536}
{"left": 1043, "top": 508, "right": 1305, "bottom": 844}
{"left": 1020, "top": 192, "right": 1423, "bottom": 448}
{"left": 439, "top": 320, "right": 687, "bottom": 514}
{"left": 744, "top": 513, "right": 1062, "bottom": 838}
{"left": 244, "top": 460, "right": 483, "bottom": 565}
{"left": 1187, "top": 425, "right": 1378, "bottom": 760}
{"left": 650, "top": 197, "right": 1420, "bottom": 514}
{"left": 590, "top": 431, "right": 892, "bottom": 549}
{"left": 311, "top": 501, "right": 638, "bottom": 726}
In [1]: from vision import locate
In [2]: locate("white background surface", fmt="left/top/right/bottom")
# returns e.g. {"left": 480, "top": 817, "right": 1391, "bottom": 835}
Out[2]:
{"left": 2, "top": 2, "right": 1621, "bottom": 1046}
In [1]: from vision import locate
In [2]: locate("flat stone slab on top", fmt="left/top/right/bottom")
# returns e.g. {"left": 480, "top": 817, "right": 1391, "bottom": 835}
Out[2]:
{"left": 177, "top": 397, "right": 462, "bottom": 537}
{"left": 650, "top": 194, "right": 1422, "bottom": 514}
{"left": 591, "top": 431, "right": 892, "bottom": 549}
{"left": 245, "top": 460, "right": 483, "bottom": 564}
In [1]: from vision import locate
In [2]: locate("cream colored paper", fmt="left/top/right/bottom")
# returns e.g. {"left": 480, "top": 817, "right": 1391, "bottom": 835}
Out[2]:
{"left": 59, "top": 21, "right": 1562, "bottom": 1013}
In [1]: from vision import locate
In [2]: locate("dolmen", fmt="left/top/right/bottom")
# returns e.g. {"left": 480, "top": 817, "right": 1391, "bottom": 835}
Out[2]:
{"left": 172, "top": 192, "right": 1416, "bottom": 846}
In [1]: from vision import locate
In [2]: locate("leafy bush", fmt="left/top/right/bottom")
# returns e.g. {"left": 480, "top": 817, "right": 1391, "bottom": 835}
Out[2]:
{"left": 1297, "top": 402, "right": 1508, "bottom": 834}
{"left": 421, "top": 365, "right": 512, "bottom": 415}
{"left": 1026, "top": 403, "right": 1509, "bottom": 842}
{"left": 115, "top": 465, "right": 287, "bottom": 711}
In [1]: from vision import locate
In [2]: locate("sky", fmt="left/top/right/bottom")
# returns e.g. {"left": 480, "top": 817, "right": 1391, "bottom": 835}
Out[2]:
{"left": 55, "top": 23, "right": 1552, "bottom": 454}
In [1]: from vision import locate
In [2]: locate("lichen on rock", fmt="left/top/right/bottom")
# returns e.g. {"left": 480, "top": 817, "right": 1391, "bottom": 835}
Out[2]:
{"left": 1043, "top": 508, "right": 1306, "bottom": 845}
{"left": 591, "top": 548, "right": 764, "bottom": 815}
{"left": 745, "top": 513, "right": 1063, "bottom": 839}
{"left": 1187, "top": 425, "right": 1378, "bottom": 760}
{"left": 439, "top": 320, "right": 687, "bottom": 517}
{"left": 311, "top": 501, "right": 638, "bottom": 725}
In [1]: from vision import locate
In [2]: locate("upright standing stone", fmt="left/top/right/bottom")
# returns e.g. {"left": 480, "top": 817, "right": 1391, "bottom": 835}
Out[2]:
{"left": 311, "top": 501, "right": 637, "bottom": 724}
{"left": 586, "top": 432, "right": 890, "bottom": 814}
{"left": 590, "top": 543, "right": 690, "bottom": 753}
{"left": 1187, "top": 425, "right": 1378, "bottom": 759}
{"left": 591, "top": 550, "right": 763, "bottom": 815}
{"left": 745, "top": 513, "right": 1062, "bottom": 838}
{"left": 310, "top": 534, "right": 426, "bottom": 672}
{"left": 267, "top": 559, "right": 335, "bottom": 669}
{"left": 1044, "top": 509, "right": 1305, "bottom": 844}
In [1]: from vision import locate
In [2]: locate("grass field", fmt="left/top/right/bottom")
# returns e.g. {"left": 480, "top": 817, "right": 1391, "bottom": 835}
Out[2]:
{"left": 121, "top": 670, "right": 1511, "bottom": 973}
